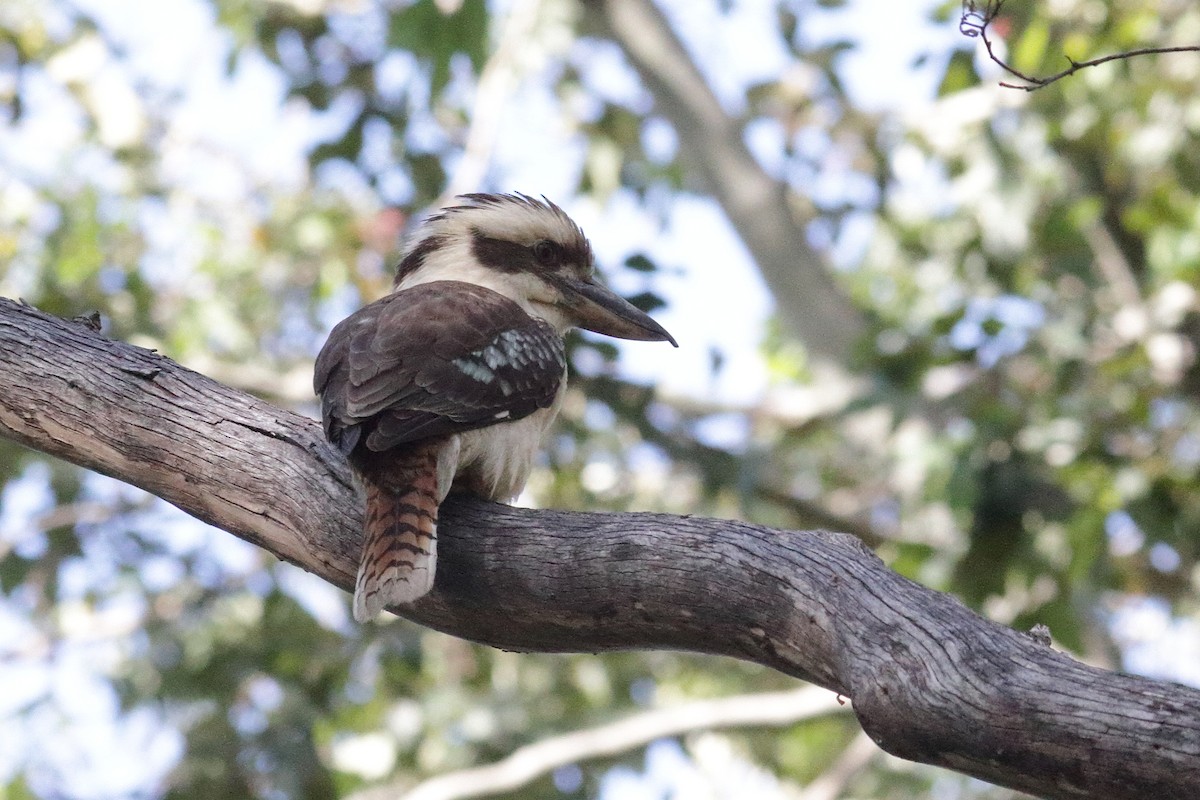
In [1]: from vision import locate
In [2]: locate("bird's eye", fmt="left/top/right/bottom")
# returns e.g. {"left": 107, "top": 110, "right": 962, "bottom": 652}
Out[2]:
{"left": 532, "top": 240, "right": 561, "bottom": 267}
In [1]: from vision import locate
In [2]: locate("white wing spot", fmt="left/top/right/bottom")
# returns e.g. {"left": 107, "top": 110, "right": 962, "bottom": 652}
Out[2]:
{"left": 454, "top": 359, "right": 495, "bottom": 382}
{"left": 483, "top": 344, "right": 510, "bottom": 369}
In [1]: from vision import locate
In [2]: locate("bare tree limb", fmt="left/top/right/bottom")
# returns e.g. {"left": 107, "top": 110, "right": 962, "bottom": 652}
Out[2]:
{"left": 346, "top": 687, "right": 845, "bottom": 800}
{"left": 961, "top": 0, "right": 1200, "bottom": 91}
{"left": 1, "top": 296, "right": 1199, "bottom": 799}
{"left": 585, "top": 0, "right": 868, "bottom": 367}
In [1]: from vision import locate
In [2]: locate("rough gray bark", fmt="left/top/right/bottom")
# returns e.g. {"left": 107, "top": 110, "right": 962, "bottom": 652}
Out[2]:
{"left": 1, "top": 296, "right": 1198, "bottom": 800}
{"left": 585, "top": 0, "right": 869, "bottom": 366}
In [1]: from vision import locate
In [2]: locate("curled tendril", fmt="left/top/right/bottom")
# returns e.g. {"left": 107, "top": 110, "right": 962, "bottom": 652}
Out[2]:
{"left": 959, "top": 12, "right": 986, "bottom": 38}
{"left": 959, "top": 0, "right": 1001, "bottom": 38}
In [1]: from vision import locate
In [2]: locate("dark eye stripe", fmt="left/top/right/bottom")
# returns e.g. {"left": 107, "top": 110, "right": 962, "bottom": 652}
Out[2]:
{"left": 468, "top": 228, "right": 592, "bottom": 273}
{"left": 393, "top": 234, "right": 447, "bottom": 285}
{"left": 471, "top": 231, "right": 530, "bottom": 273}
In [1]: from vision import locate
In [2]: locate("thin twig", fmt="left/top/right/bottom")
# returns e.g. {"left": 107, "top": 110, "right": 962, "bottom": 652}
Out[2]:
{"left": 960, "top": 0, "right": 1200, "bottom": 91}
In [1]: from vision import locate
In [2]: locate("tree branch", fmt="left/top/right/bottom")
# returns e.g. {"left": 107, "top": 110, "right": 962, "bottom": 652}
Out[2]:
{"left": 585, "top": 0, "right": 868, "bottom": 367}
{"left": 347, "top": 687, "right": 845, "bottom": 800}
{"left": 961, "top": 0, "right": 1200, "bottom": 91}
{"left": 1, "top": 296, "right": 1198, "bottom": 799}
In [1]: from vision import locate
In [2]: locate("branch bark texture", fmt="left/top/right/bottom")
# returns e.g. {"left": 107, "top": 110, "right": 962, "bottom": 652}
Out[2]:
{"left": 1, "top": 297, "right": 1198, "bottom": 799}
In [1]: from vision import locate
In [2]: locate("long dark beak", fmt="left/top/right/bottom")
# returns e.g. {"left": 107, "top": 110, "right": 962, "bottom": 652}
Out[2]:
{"left": 553, "top": 274, "right": 678, "bottom": 347}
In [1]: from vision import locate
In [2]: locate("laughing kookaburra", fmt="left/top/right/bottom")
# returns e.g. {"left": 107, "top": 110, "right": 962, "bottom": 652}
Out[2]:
{"left": 314, "top": 194, "right": 676, "bottom": 622}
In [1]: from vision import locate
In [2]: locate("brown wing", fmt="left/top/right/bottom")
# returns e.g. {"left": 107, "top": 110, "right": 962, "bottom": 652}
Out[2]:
{"left": 314, "top": 280, "right": 566, "bottom": 456}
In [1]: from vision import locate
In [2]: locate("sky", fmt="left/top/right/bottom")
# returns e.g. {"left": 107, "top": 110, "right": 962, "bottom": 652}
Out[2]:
{"left": 1, "top": 0, "right": 1197, "bottom": 798}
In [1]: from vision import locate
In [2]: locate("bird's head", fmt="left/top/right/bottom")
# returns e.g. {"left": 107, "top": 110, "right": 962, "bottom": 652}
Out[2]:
{"left": 393, "top": 193, "right": 677, "bottom": 346}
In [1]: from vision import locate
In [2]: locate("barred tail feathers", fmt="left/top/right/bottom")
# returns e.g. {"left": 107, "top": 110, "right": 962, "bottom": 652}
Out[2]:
{"left": 353, "top": 444, "right": 443, "bottom": 622}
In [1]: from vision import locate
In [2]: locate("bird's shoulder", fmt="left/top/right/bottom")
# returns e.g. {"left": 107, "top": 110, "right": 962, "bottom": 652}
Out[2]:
{"left": 373, "top": 280, "right": 545, "bottom": 352}
{"left": 315, "top": 281, "right": 548, "bottom": 390}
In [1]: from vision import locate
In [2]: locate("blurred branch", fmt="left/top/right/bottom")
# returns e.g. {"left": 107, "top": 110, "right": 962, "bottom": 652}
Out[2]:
{"left": 1080, "top": 215, "right": 1141, "bottom": 307}
{"left": 1054, "top": 162, "right": 1143, "bottom": 308}
{"left": 754, "top": 485, "right": 883, "bottom": 548}
{"left": 581, "top": 375, "right": 887, "bottom": 547}
{"left": 961, "top": 0, "right": 1200, "bottom": 91}
{"left": 349, "top": 687, "right": 844, "bottom": 800}
{"left": 438, "top": 0, "right": 542, "bottom": 203}
{"left": 186, "top": 356, "right": 317, "bottom": 408}
{"left": 586, "top": 0, "right": 868, "bottom": 367}
{"left": 35, "top": 500, "right": 118, "bottom": 532}
{"left": 798, "top": 731, "right": 879, "bottom": 800}
{"left": 0, "top": 498, "right": 139, "bottom": 560}
{"left": 1, "top": 297, "right": 1199, "bottom": 800}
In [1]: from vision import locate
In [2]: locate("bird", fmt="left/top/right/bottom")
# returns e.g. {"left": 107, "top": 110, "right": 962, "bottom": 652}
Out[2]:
{"left": 314, "top": 193, "right": 676, "bottom": 622}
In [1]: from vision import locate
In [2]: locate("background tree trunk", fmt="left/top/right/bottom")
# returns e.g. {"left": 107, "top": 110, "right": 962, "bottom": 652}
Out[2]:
{"left": 585, "top": 0, "right": 868, "bottom": 367}
{"left": 2, "top": 297, "right": 1198, "bottom": 799}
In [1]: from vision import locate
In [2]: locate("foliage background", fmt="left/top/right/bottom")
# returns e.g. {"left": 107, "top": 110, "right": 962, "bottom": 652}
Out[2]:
{"left": 1, "top": 0, "right": 1199, "bottom": 798}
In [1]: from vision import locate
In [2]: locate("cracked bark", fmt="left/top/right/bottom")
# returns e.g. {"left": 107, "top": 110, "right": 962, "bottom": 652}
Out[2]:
{"left": 1, "top": 296, "right": 1198, "bottom": 799}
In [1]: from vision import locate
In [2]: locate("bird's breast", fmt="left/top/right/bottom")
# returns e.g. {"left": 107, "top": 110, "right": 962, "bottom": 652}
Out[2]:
{"left": 453, "top": 381, "right": 566, "bottom": 500}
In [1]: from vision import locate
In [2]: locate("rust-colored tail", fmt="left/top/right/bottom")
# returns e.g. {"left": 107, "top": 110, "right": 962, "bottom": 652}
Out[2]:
{"left": 353, "top": 443, "right": 442, "bottom": 622}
